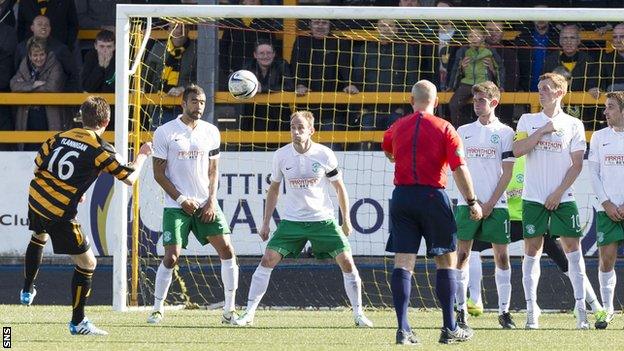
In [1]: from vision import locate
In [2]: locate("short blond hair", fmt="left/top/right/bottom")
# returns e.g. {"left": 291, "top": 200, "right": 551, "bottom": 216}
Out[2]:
{"left": 472, "top": 81, "right": 500, "bottom": 101}
{"left": 606, "top": 91, "right": 624, "bottom": 111}
{"left": 290, "top": 110, "right": 315, "bottom": 127}
{"left": 539, "top": 72, "right": 568, "bottom": 93}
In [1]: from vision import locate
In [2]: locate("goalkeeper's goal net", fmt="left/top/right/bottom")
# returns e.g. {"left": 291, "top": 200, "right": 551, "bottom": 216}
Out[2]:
{"left": 111, "top": 4, "right": 621, "bottom": 312}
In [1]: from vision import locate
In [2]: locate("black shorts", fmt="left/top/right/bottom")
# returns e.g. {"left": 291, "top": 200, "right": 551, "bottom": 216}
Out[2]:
{"left": 28, "top": 208, "right": 90, "bottom": 255}
{"left": 386, "top": 185, "right": 457, "bottom": 258}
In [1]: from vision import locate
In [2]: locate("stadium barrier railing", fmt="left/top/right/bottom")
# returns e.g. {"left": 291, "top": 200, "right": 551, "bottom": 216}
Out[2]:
{"left": 0, "top": 91, "right": 603, "bottom": 144}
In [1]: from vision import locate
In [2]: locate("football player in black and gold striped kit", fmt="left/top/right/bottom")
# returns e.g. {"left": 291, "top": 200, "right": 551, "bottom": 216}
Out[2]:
{"left": 20, "top": 96, "right": 153, "bottom": 335}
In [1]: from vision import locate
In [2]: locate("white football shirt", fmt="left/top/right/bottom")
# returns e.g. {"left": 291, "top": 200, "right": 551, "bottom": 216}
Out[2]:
{"left": 152, "top": 116, "right": 221, "bottom": 208}
{"left": 457, "top": 118, "right": 515, "bottom": 208}
{"left": 270, "top": 142, "right": 341, "bottom": 221}
{"left": 516, "top": 111, "right": 586, "bottom": 204}
{"left": 588, "top": 127, "right": 624, "bottom": 211}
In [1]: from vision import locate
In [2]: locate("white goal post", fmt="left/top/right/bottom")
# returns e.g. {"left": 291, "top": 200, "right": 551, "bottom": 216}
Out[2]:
{"left": 112, "top": 4, "right": 621, "bottom": 311}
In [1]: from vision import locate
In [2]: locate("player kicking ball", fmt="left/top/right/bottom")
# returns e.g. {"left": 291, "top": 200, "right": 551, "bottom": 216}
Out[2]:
{"left": 234, "top": 111, "right": 373, "bottom": 328}
{"left": 454, "top": 82, "right": 516, "bottom": 330}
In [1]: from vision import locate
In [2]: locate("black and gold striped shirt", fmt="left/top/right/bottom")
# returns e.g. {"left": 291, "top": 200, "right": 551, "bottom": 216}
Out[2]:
{"left": 28, "top": 128, "right": 134, "bottom": 221}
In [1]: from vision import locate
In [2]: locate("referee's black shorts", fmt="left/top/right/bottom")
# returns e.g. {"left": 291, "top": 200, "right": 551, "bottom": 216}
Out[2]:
{"left": 386, "top": 184, "right": 457, "bottom": 258}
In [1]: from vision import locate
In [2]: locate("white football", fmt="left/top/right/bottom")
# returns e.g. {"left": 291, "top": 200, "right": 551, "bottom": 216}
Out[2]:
{"left": 228, "top": 70, "right": 259, "bottom": 100}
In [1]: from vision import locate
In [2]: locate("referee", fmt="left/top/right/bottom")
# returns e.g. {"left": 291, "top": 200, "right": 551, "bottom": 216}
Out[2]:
{"left": 383, "top": 80, "right": 482, "bottom": 345}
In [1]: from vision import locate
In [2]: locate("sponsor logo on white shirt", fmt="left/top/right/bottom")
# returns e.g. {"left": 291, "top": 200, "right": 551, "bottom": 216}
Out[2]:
{"left": 289, "top": 177, "right": 321, "bottom": 188}
{"left": 177, "top": 150, "right": 206, "bottom": 160}
{"left": 535, "top": 140, "right": 563, "bottom": 153}
{"left": 604, "top": 154, "right": 624, "bottom": 166}
{"left": 466, "top": 146, "right": 497, "bottom": 159}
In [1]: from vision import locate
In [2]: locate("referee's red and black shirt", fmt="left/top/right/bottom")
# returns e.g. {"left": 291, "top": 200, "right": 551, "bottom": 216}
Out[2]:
{"left": 382, "top": 111, "right": 465, "bottom": 188}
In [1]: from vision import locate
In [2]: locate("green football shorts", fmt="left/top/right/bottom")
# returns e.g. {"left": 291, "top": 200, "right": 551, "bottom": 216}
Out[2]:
{"left": 522, "top": 200, "right": 582, "bottom": 238}
{"left": 455, "top": 206, "right": 511, "bottom": 244}
{"left": 267, "top": 219, "right": 351, "bottom": 259}
{"left": 162, "top": 207, "right": 230, "bottom": 248}
{"left": 595, "top": 211, "right": 624, "bottom": 247}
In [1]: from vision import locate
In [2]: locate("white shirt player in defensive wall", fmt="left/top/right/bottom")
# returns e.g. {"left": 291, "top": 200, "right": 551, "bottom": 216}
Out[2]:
{"left": 234, "top": 111, "right": 373, "bottom": 328}
{"left": 588, "top": 91, "right": 624, "bottom": 329}
{"left": 454, "top": 81, "right": 516, "bottom": 330}
{"left": 512, "top": 72, "right": 589, "bottom": 330}
{"left": 147, "top": 85, "right": 239, "bottom": 325}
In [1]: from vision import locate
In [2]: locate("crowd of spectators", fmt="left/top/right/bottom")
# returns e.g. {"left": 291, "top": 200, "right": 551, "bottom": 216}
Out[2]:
{"left": 0, "top": 0, "right": 623, "bottom": 150}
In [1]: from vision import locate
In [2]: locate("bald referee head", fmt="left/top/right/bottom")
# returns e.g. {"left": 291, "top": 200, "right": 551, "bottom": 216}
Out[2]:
{"left": 410, "top": 80, "right": 439, "bottom": 114}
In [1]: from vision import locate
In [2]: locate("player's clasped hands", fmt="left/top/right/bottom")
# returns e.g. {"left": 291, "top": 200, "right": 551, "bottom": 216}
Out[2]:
{"left": 200, "top": 199, "right": 217, "bottom": 223}
{"left": 544, "top": 189, "right": 563, "bottom": 211}
{"left": 479, "top": 200, "right": 495, "bottom": 218}
{"left": 180, "top": 198, "right": 200, "bottom": 216}
{"left": 469, "top": 203, "right": 483, "bottom": 221}
{"left": 603, "top": 201, "right": 624, "bottom": 222}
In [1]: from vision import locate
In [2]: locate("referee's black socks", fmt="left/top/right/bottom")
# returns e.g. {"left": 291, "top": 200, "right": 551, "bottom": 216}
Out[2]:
{"left": 436, "top": 269, "right": 458, "bottom": 331}
{"left": 391, "top": 268, "right": 412, "bottom": 331}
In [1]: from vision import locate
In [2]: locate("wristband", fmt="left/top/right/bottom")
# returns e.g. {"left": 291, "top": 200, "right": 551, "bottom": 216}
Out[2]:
{"left": 175, "top": 195, "right": 187, "bottom": 205}
{"left": 467, "top": 198, "right": 477, "bottom": 206}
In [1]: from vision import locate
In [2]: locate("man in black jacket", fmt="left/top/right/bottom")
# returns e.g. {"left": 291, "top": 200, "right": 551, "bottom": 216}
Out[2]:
{"left": 80, "top": 30, "right": 115, "bottom": 93}
{"left": 543, "top": 24, "right": 596, "bottom": 92}
{"left": 17, "top": 0, "right": 79, "bottom": 51}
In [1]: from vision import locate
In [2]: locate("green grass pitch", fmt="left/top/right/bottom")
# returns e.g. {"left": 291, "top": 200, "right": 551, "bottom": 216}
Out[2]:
{"left": 1, "top": 305, "right": 621, "bottom": 350}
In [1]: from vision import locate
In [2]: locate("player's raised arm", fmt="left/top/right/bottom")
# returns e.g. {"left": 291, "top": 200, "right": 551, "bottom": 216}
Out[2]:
{"left": 120, "top": 142, "right": 153, "bottom": 186}
{"left": 512, "top": 118, "right": 555, "bottom": 158}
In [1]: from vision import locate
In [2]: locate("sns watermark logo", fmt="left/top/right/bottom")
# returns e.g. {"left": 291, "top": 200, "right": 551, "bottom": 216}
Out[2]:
{"left": 490, "top": 134, "right": 500, "bottom": 144}
{"left": 526, "top": 224, "right": 536, "bottom": 235}
{"left": 3, "top": 327, "right": 10, "bottom": 349}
